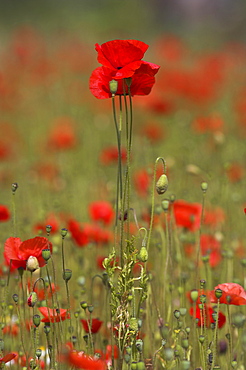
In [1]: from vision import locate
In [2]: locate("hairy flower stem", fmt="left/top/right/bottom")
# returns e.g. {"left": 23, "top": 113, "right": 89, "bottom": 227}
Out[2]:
{"left": 212, "top": 299, "right": 220, "bottom": 369}
{"left": 195, "top": 190, "right": 206, "bottom": 286}
{"left": 147, "top": 157, "right": 167, "bottom": 252}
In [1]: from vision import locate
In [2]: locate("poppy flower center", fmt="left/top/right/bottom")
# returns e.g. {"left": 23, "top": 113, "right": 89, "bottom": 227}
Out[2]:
{"left": 117, "top": 66, "right": 122, "bottom": 69}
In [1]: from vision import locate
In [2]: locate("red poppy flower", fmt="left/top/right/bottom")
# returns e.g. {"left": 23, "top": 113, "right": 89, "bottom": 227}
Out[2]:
{"left": 66, "top": 350, "right": 106, "bottom": 370}
{"left": 173, "top": 200, "right": 202, "bottom": 232}
{"left": 34, "top": 213, "right": 60, "bottom": 234}
{"left": 67, "top": 219, "right": 89, "bottom": 247}
{"left": 210, "top": 283, "right": 246, "bottom": 305}
{"left": 100, "top": 146, "right": 127, "bottom": 165}
{"left": 47, "top": 117, "right": 77, "bottom": 151}
{"left": 95, "top": 39, "right": 159, "bottom": 80}
{"left": 190, "top": 305, "right": 226, "bottom": 328}
{"left": 81, "top": 318, "right": 103, "bottom": 334}
{"left": 0, "top": 205, "right": 10, "bottom": 221}
{"left": 90, "top": 64, "right": 157, "bottom": 99}
{"left": 4, "top": 236, "right": 52, "bottom": 270}
{"left": 0, "top": 353, "right": 17, "bottom": 364}
{"left": 192, "top": 115, "right": 224, "bottom": 133}
{"left": 89, "top": 201, "right": 114, "bottom": 226}
{"left": 141, "top": 122, "right": 164, "bottom": 143}
{"left": 38, "top": 306, "right": 70, "bottom": 323}
{"left": 200, "top": 234, "right": 222, "bottom": 268}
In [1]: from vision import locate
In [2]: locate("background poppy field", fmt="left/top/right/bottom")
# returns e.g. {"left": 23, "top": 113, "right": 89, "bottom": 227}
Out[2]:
{"left": 1, "top": 1, "right": 246, "bottom": 369}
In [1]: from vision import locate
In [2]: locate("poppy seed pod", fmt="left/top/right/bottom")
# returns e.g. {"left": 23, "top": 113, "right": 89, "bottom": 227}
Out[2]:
{"left": 63, "top": 269, "right": 72, "bottom": 282}
{"left": 156, "top": 174, "right": 168, "bottom": 195}
{"left": 26, "top": 256, "right": 39, "bottom": 272}
{"left": 33, "top": 314, "right": 41, "bottom": 327}
{"left": 109, "top": 80, "right": 118, "bottom": 95}
{"left": 42, "top": 249, "right": 51, "bottom": 261}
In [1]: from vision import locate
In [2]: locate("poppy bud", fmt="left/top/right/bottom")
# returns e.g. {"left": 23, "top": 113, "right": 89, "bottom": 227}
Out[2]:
{"left": 136, "top": 361, "right": 145, "bottom": 370}
{"left": 33, "top": 314, "right": 41, "bottom": 327}
{"left": 26, "top": 256, "right": 39, "bottom": 272}
{"left": 164, "top": 348, "right": 174, "bottom": 361}
{"left": 28, "top": 292, "right": 38, "bottom": 307}
{"left": 181, "top": 360, "right": 190, "bottom": 370}
{"left": 44, "top": 325, "right": 51, "bottom": 334}
{"left": 138, "top": 246, "right": 148, "bottom": 262}
{"left": 63, "top": 269, "right": 72, "bottom": 282}
{"left": 136, "top": 339, "right": 143, "bottom": 352}
{"left": 161, "top": 199, "right": 169, "bottom": 212}
{"left": 12, "top": 294, "right": 19, "bottom": 303}
{"left": 199, "top": 335, "right": 205, "bottom": 344}
{"left": 174, "top": 310, "right": 180, "bottom": 319}
{"left": 42, "top": 249, "right": 51, "bottom": 261}
{"left": 181, "top": 339, "right": 189, "bottom": 349}
{"left": 201, "top": 181, "right": 208, "bottom": 193}
{"left": 156, "top": 174, "right": 168, "bottom": 195}
{"left": 180, "top": 308, "right": 187, "bottom": 316}
{"left": 87, "top": 305, "right": 94, "bottom": 313}
{"left": 11, "top": 182, "right": 18, "bottom": 193}
{"left": 109, "top": 80, "right": 118, "bottom": 95}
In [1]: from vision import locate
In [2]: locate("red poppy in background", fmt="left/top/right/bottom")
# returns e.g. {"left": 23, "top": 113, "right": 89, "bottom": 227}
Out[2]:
{"left": 190, "top": 305, "right": 226, "bottom": 328}
{"left": 173, "top": 200, "right": 202, "bottom": 232}
{"left": 100, "top": 146, "right": 127, "bottom": 165}
{"left": 38, "top": 306, "right": 70, "bottom": 323}
{"left": 210, "top": 283, "right": 246, "bottom": 305}
{"left": 81, "top": 318, "right": 103, "bottom": 334}
{"left": 95, "top": 39, "right": 159, "bottom": 80}
{"left": 133, "top": 169, "right": 150, "bottom": 197}
{"left": 65, "top": 350, "right": 106, "bottom": 370}
{"left": 225, "top": 162, "right": 244, "bottom": 183}
{"left": 67, "top": 219, "right": 89, "bottom": 247}
{"left": 4, "top": 236, "right": 52, "bottom": 270}
{"left": 89, "top": 201, "right": 114, "bottom": 225}
{"left": 0, "top": 205, "right": 10, "bottom": 221}
{"left": 48, "top": 117, "right": 77, "bottom": 151}
{"left": 192, "top": 114, "right": 224, "bottom": 133}
{"left": 200, "top": 234, "right": 222, "bottom": 268}
{"left": 34, "top": 213, "right": 59, "bottom": 234}
{"left": 141, "top": 121, "right": 164, "bottom": 143}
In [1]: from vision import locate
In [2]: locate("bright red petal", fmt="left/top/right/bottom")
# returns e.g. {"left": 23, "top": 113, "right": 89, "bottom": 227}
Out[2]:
{"left": 96, "top": 40, "right": 148, "bottom": 70}
{"left": 1, "top": 353, "right": 17, "bottom": 363}
{"left": 4, "top": 237, "right": 22, "bottom": 262}
{"left": 18, "top": 237, "right": 51, "bottom": 262}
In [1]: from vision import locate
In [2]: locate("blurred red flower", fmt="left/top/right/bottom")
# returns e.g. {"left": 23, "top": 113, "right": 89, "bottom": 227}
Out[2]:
{"left": 38, "top": 306, "right": 70, "bottom": 323}
{"left": 48, "top": 117, "right": 77, "bottom": 151}
{"left": 65, "top": 350, "right": 106, "bottom": 370}
{"left": 192, "top": 114, "right": 224, "bottom": 133}
{"left": 67, "top": 219, "right": 89, "bottom": 247}
{"left": 81, "top": 318, "right": 103, "bottom": 334}
{"left": 200, "top": 234, "right": 222, "bottom": 268}
{"left": 210, "top": 283, "right": 246, "bottom": 305}
{"left": 4, "top": 236, "right": 52, "bottom": 270}
{"left": 0, "top": 205, "right": 10, "bottom": 222}
{"left": 34, "top": 213, "right": 59, "bottom": 234}
{"left": 100, "top": 146, "right": 127, "bottom": 165}
{"left": 141, "top": 122, "right": 164, "bottom": 143}
{"left": 173, "top": 200, "right": 202, "bottom": 232}
{"left": 89, "top": 201, "right": 114, "bottom": 226}
{"left": 190, "top": 305, "right": 226, "bottom": 328}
